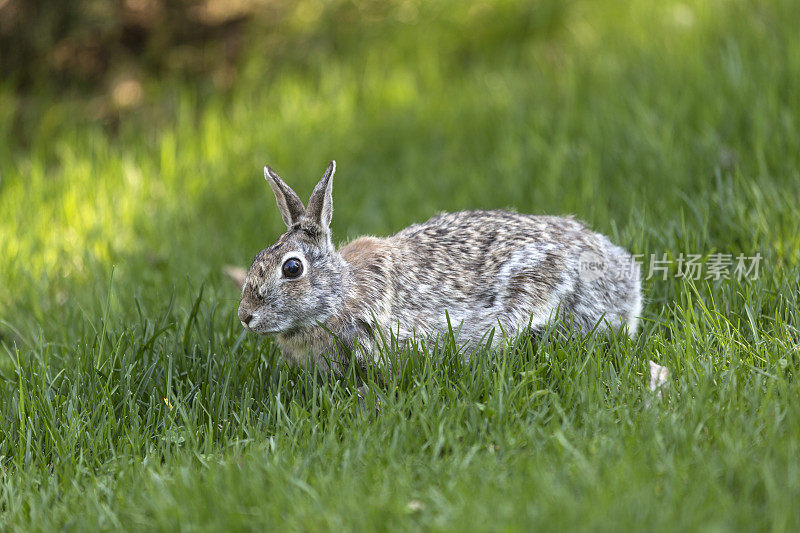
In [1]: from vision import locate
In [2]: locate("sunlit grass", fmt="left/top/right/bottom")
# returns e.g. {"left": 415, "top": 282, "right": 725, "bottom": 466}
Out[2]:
{"left": 1, "top": 0, "right": 800, "bottom": 529}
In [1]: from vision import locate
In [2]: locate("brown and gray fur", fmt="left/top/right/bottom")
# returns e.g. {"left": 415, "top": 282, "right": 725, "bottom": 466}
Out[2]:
{"left": 237, "top": 161, "right": 642, "bottom": 375}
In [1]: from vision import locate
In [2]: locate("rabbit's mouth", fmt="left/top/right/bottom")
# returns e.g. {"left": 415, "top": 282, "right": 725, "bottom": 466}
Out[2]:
{"left": 249, "top": 318, "right": 303, "bottom": 336}
{"left": 240, "top": 318, "right": 279, "bottom": 335}
{"left": 245, "top": 323, "right": 281, "bottom": 335}
{"left": 240, "top": 308, "right": 288, "bottom": 334}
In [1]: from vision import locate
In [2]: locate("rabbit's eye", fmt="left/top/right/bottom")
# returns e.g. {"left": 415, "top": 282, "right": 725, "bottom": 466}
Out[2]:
{"left": 282, "top": 258, "right": 303, "bottom": 278}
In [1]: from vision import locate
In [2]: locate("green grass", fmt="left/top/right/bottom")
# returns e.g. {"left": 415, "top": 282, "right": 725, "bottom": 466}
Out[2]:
{"left": 2, "top": 0, "right": 800, "bottom": 529}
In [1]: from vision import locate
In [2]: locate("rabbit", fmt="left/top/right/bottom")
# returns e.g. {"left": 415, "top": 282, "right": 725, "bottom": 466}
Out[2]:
{"left": 236, "top": 161, "right": 642, "bottom": 374}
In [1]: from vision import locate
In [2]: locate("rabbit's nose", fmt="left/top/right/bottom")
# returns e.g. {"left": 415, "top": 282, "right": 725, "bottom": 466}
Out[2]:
{"left": 238, "top": 306, "right": 254, "bottom": 326}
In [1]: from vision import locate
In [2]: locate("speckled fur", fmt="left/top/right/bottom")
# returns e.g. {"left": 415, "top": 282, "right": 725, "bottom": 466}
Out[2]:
{"left": 238, "top": 161, "right": 642, "bottom": 375}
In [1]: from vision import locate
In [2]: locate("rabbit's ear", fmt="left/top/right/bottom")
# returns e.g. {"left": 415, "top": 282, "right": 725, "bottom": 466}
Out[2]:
{"left": 264, "top": 166, "right": 306, "bottom": 227}
{"left": 306, "top": 160, "right": 335, "bottom": 229}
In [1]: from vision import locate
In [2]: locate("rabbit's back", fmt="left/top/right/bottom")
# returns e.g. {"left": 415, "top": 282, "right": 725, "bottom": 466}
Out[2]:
{"left": 374, "top": 210, "right": 640, "bottom": 343}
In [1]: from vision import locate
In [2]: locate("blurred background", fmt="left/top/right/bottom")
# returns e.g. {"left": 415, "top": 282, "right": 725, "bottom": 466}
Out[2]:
{"left": 0, "top": 0, "right": 798, "bottom": 342}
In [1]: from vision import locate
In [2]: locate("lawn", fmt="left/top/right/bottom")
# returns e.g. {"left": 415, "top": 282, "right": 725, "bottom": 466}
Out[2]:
{"left": 1, "top": 0, "right": 799, "bottom": 530}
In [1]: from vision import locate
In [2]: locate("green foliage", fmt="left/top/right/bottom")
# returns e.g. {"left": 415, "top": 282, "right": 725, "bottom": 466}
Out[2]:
{"left": 1, "top": 0, "right": 800, "bottom": 529}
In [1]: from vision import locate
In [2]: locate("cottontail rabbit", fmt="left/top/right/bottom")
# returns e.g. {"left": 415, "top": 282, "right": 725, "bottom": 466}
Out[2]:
{"left": 236, "top": 161, "right": 641, "bottom": 374}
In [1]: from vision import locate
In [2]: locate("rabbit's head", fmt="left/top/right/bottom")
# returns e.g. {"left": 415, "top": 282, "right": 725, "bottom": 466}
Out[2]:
{"left": 237, "top": 161, "right": 345, "bottom": 335}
